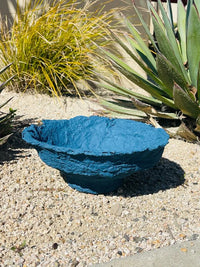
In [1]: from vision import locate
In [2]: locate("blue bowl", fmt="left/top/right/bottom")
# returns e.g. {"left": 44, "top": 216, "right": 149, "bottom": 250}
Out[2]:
{"left": 22, "top": 116, "right": 169, "bottom": 194}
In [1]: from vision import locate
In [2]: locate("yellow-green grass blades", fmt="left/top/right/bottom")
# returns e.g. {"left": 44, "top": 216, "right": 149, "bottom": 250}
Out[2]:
{"left": 96, "top": 0, "right": 200, "bottom": 141}
{"left": 0, "top": 0, "right": 116, "bottom": 97}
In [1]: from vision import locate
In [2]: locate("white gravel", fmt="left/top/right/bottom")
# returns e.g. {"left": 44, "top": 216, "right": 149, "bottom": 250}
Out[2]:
{"left": 0, "top": 90, "right": 200, "bottom": 266}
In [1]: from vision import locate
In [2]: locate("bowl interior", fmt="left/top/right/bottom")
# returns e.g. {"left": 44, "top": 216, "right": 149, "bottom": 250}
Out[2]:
{"left": 32, "top": 116, "right": 169, "bottom": 155}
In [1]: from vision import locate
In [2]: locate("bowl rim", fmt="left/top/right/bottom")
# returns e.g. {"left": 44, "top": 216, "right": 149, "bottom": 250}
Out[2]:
{"left": 22, "top": 116, "right": 169, "bottom": 156}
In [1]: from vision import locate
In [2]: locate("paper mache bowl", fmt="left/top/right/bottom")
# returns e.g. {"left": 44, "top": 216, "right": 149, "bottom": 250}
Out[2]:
{"left": 22, "top": 116, "right": 169, "bottom": 194}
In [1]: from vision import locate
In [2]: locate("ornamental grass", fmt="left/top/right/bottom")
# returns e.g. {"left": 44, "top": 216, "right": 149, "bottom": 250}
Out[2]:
{"left": 0, "top": 0, "right": 116, "bottom": 97}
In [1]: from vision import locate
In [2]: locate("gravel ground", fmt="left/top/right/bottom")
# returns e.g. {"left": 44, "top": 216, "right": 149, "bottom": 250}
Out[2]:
{"left": 0, "top": 91, "right": 200, "bottom": 266}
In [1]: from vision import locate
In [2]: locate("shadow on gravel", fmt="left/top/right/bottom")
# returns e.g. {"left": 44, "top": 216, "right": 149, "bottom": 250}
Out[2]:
{"left": 0, "top": 116, "right": 38, "bottom": 164}
{"left": 112, "top": 158, "right": 185, "bottom": 197}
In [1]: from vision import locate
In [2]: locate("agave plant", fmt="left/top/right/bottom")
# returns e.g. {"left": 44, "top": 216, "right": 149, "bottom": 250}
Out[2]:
{"left": 0, "top": 64, "right": 15, "bottom": 145}
{"left": 97, "top": 0, "right": 200, "bottom": 142}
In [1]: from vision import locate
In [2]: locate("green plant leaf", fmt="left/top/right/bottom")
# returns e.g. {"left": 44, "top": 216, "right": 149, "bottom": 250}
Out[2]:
{"left": 103, "top": 49, "right": 176, "bottom": 109}
{"left": 125, "top": 19, "right": 157, "bottom": 72}
{"left": 109, "top": 30, "right": 158, "bottom": 77}
{"left": 99, "top": 98, "right": 147, "bottom": 118}
{"left": 173, "top": 83, "right": 200, "bottom": 118}
{"left": 187, "top": 5, "right": 200, "bottom": 88}
{"left": 156, "top": 53, "right": 188, "bottom": 97}
{"left": 0, "top": 134, "right": 12, "bottom": 146}
{"left": 195, "top": 114, "right": 200, "bottom": 132}
{"left": 0, "top": 63, "right": 15, "bottom": 145}
{"left": 95, "top": 0, "right": 200, "bottom": 141}
{"left": 0, "top": 63, "right": 12, "bottom": 75}
{"left": 155, "top": 1, "right": 190, "bottom": 83}
{"left": 167, "top": 0, "right": 174, "bottom": 31}
{"left": 108, "top": 31, "right": 167, "bottom": 89}
{"left": 124, "top": 36, "right": 168, "bottom": 87}
{"left": 131, "top": 97, "right": 178, "bottom": 119}
{"left": 177, "top": 0, "right": 187, "bottom": 64}
{"left": 133, "top": 2, "right": 158, "bottom": 50}
{"left": 197, "top": 62, "right": 200, "bottom": 102}
{"left": 98, "top": 80, "right": 162, "bottom": 107}
{"left": 176, "top": 122, "right": 198, "bottom": 142}
{"left": 194, "top": 0, "right": 200, "bottom": 14}
{"left": 186, "top": 0, "right": 193, "bottom": 29}
{"left": 0, "top": 97, "right": 13, "bottom": 109}
{"left": 147, "top": 1, "right": 166, "bottom": 32}
{"left": 0, "top": 75, "right": 15, "bottom": 93}
{"left": 152, "top": 17, "right": 177, "bottom": 67}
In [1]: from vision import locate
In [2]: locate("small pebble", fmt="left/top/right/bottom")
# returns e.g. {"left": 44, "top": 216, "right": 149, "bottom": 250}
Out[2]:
{"left": 52, "top": 243, "right": 58, "bottom": 250}
{"left": 123, "top": 234, "right": 130, "bottom": 242}
{"left": 110, "top": 203, "right": 123, "bottom": 216}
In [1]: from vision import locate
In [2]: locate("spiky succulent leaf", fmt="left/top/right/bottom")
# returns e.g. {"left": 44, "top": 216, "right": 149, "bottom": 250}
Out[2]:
{"left": 99, "top": 98, "right": 147, "bottom": 118}
{"left": 103, "top": 49, "right": 176, "bottom": 109}
{"left": 195, "top": 114, "right": 200, "bottom": 132}
{"left": 108, "top": 30, "right": 159, "bottom": 81}
{"left": 125, "top": 19, "right": 157, "bottom": 72}
{"left": 0, "top": 64, "right": 15, "bottom": 145}
{"left": 166, "top": 0, "right": 174, "bottom": 30}
{"left": 98, "top": 81, "right": 162, "bottom": 107}
{"left": 156, "top": 53, "right": 188, "bottom": 98}
{"left": 152, "top": 16, "right": 189, "bottom": 85}
{"left": 186, "top": 0, "right": 193, "bottom": 27}
{"left": 0, "top": 107, "right": 16, "bottom": 145}
{"left": 132, "top": 3, "right": 158, "bottom": 50}
{"left": 157, "top": 0, "right": 188, "bottom": 80}
{"left": 131, "top": 97, "right": 178, "bottom": 119}
{"left": 0, "top": 63, "right": 12, "bottom": 75}
{"left": 173, "top": 83, "right": 200, "bottom": 118}
{"left": 197, "top": 63, "right": 200, "bottom": 101}
{"left": 194, "top": 0, "right": 200, "bottom": 14}
{"left": 0, "top": 97, "right": 13, "bottom": 109}
{"left": 176, "top": 122, "right": 198, "bottom": 142}
{"left": 187, "top": 4, "right": 200, "bottom": 88}
{"left": 147, "top": 1, "right": 166, "bottom": 32}
{"left": 103, "top": 31, "right": 165, "bottom": 93}
{"left": 0, "top": 75, "right": 16, "bottom": 93}
{"left": 177, "top": 0, "right": 187, "bottom": 64}
{"left": 97, "top": 0, "right": 200, "bottom": 141}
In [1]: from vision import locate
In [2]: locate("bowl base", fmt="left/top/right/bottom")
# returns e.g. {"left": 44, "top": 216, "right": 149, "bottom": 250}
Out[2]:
{"left": 61, "top": 172, "right": 124, "bottom": 194}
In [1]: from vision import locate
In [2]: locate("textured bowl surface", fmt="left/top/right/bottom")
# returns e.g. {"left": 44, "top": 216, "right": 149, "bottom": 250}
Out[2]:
{"left": 22, "top": 116, "right": 169, "bottom": 194}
